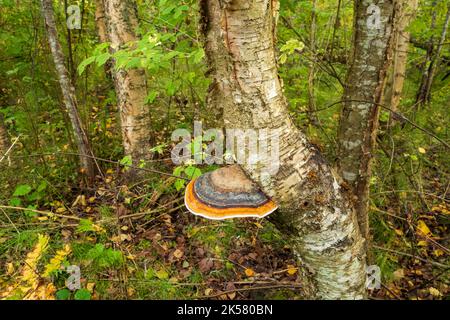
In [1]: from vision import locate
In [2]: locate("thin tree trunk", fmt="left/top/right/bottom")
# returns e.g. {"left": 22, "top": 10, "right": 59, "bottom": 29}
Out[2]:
{"left": 421, "top": 5, "right": 450, "bottom": 104}
{"left": 41, "top": 0, "right": 96, "bottom": 180}
{"left": 416, "top": 0, "right": 438, "bottom": 105}
{"left": 0, "top": 114, "right": 9, "bottom": 154}
{"left": 200, "top": 0, "right": 366, "bottom": 299}
{"left": 63, "top": 0, "right": 75, "bottom": 83}
{"left": 307, "top": 0, "right": 319, "bottom": 126}
{"left": 94, "top": 0, "right": 112, "bottom": 78}
{"left": 95, "top": 0, "right": 108, "bottom": 44}
{"left": 102, "top": 0, "right": 152, "bottom": 167}
{"left": 337, "top": 0, "right": 396, "bottom": 241}
{"left": 384, "top": 0, "right": 418, "bottom": 126}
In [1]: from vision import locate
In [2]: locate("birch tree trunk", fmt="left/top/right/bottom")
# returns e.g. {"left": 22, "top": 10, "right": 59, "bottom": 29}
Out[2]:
{"left": 384, "top": 0, "right": 418, "bottom": 126}
{"left": 200, "top": 0, "right": 366, "bottom": 299}
{"left": 103, "top": 0, "right": 152, "bottom": 167}
{"left": 95, "top": 0, "right": 113, "bottom": 79}
{"left": 337, "top": 0, "right": 395, "bottom": 241}
{"left": 95, "top": 0, "right": 108, "bottom": 44}
{"left": 41, "top": 0, "right": 96, "bottom": 180}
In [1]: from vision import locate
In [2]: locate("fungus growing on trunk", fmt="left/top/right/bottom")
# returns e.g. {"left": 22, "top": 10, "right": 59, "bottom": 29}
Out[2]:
{"left": 184, "top": 165, "right": 277, "bottom": 220}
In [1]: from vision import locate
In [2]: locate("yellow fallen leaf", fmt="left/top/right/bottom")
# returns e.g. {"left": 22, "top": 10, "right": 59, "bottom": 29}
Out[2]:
{"left": 418, "top": 147, "right": 426, "bottom": 154}
{"left": 433, "top": 249, "right": 444, "bottom": 257}
{"left": 86, "top": 282, "right": 96, "bottom": 293}
{"left": 286, "top": 265, "right": 298, "bottom": 275}
{"left": 127, "top": 287, "right": 136, "bottom": 296}
{"left": 173, "top": 249, "right": 184, "bottom": 259}
{"left": 204, "top": 288, "right": 213, "bottom": 296}
{"left": 417, "top": 220, "right": 431, "bottom": 236}
{"left": 254, "top": 222, "right": 264, "bottom": 229}
{"left": 6, "top": 263, "right": 14, "bottom": 275}
{"left": 227, "top": 292, "right": 236, "bottom": 300}
{"left": 417, "top": 240, "right": 428, "bottom": 246}
{"left": 56, "top": 207, "right": 67, "bottom": 213}
{"left": 393, "top": 269, "right": 404, "bottom": 280}
{"left": 395, "top": 229, "right": 404, "bottom": 236}
{"left": 244, "top": 268, "right": 255, "bottom": 277}
{"left": 429, "top": 287, "right": 441, "bottom": 297}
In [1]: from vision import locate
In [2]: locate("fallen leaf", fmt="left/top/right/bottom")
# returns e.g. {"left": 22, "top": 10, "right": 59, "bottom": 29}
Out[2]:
{"left": 393, "top": 269, "right": 404, "bottom": 280}
{"left": 429, "top": 287, "right": 441, "bottom": 297}
{"left": 418, "top": 147, "right": 426, "bottom": 154}
{"left": 287, "top": 265, "right": 298, "bottom": 275}
{"left": 226, "top": 282, "right": 236, "bottom": 299}
{"left": 244, "top": 268, "right": 255, "bottom": 277}
{"left": 6, "top": 263, "right": 14, "bottom": 275}
{"left": 199, "top": 258, "right": 213, "bottom": 273}
{"left": 86, "top": 282, "right": 95, "bottom": 293}
{"left": 127, "top": 287, "right": 136, "bottom": 297}
{"left": 417, "top": 220, "right": 431, "bottom": 236}
{"left": 173, "top": 249, "right": 184, "bottom": 259}
{"left": 433, "top": 249, "right": 444, "bottom": 257}
{"left": 204, "top": 288, "right": 213, "bottom": 296}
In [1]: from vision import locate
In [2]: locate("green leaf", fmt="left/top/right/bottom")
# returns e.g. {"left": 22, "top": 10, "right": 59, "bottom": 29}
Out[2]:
{"left": 146, "top": 91, "right": 158, "bottom": 104}
{"left": 74, "top": 289, "right": 91, "bottom": 300}
{"left": 37, "top": 181, "right": 47, "bottom": 193}
{"left": 166, "top": 81, "right": 177, "bottom": 96}
{"left": 173, "top": 166, "right": 184, "bottom": 177}
{"left": 77, "top": 56, "right": 96, "bottom": 75}
{"left": 119, "top": 155, "right": 133, "bottom": 167}
{"left": 13, "top": 184, "right": 32, "bottom": 197}
{"left": 25, "top": 205, "right": 38, "bottom": 218}
{"left": 95, "top": 52, "right": 111, "bottom": 67}
{"left": 155, "top": 269, "right": 169, "bottom": 280}
{"left": 56, "top": 288, "right": 71, "bottom": 300}
{"left": 192, "top": 49, "right": 205, "bottom": 64}
{"left": 9, "top": 197, "right": 21, "bottom": 207}
{"left": 174, "top": 179, "right": 186, "bottom": 191}
{"left": 184, "top": 166, "right": 202, "bottom": 179}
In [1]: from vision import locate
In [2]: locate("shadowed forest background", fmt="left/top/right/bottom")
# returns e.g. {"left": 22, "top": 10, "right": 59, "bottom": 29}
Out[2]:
{"left": 0, "top": 0, "right": 449, "bottom": 300}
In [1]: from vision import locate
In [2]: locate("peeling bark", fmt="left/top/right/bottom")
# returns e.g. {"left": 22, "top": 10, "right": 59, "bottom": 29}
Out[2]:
{"left": 201, "top": 0, "right": 366, "bottom": 299}
{"left": 41, "top": 0, "right": 96, "bottom": 180}
{"left": 337, "top": 0, "right": 396, "bottom": 241}
{"left": 103, "top": 0, "right": 152, "bottom": 166}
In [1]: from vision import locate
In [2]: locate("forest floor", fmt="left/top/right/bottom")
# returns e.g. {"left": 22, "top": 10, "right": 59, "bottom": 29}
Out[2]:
{"left": 0, "top": 160, "right": 448, "bottom": 300}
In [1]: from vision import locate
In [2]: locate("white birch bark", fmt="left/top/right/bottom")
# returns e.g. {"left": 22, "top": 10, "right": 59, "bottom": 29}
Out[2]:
{"left": 337, "top": 0, "right": 396, "bottom": 240}
{"left": 200, "top": 0, "right": 367, "bottom": 299}
{"left": 41, "top": 0, "right": 96, "bottom": 179}
{"left": 103, "top": 0, "right": 152, "bottom": 166}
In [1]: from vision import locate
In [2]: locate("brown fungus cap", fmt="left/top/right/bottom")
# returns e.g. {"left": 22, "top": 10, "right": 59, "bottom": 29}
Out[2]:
{"left": 184, "top": 165, "right": 278, "bottom": 220}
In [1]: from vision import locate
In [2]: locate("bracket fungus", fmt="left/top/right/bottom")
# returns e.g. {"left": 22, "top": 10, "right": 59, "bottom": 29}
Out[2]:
{"left": 184, "top": 165, "right": 278, "bottom": 220}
